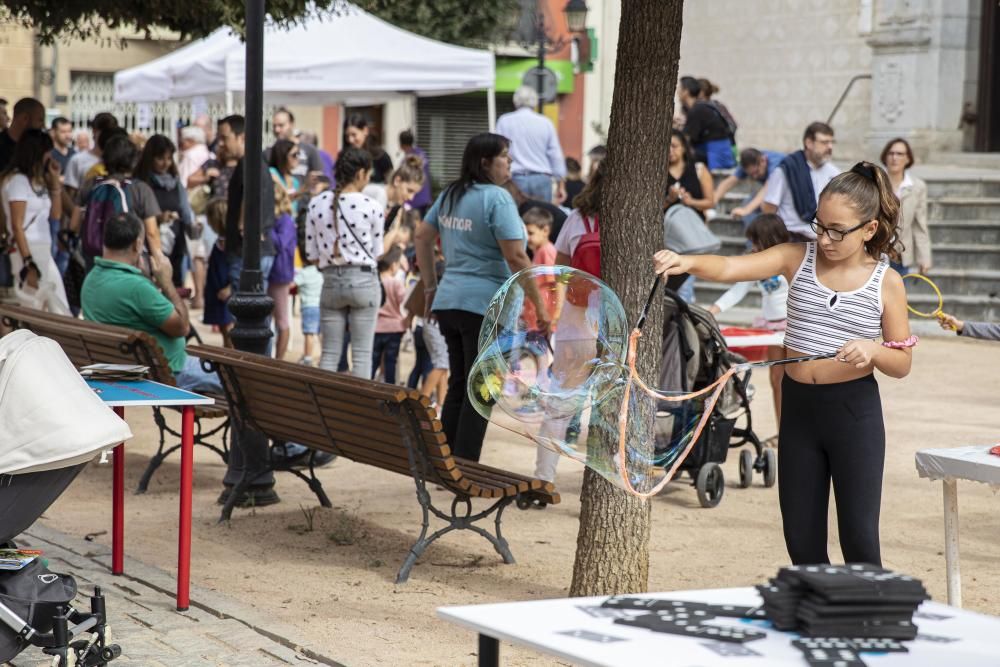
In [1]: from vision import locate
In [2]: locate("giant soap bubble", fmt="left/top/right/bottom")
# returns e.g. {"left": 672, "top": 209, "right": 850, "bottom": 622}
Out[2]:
{"left": 469, "top": 266, "right": 734, "bottom": 497}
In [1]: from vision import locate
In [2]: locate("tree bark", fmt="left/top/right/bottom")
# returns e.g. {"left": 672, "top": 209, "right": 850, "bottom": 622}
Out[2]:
{"left": 569, "top": 0, "right": 684, "bottom": 598}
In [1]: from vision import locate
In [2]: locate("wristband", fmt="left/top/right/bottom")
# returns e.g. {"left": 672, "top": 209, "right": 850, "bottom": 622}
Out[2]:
{"left": 881, "top": 335, "right": 918, "bottom": 349}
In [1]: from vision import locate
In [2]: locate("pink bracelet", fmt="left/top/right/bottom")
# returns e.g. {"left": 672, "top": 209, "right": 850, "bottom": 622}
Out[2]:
{"left": 882, "top": 335, "right": 919, "bottom": 349}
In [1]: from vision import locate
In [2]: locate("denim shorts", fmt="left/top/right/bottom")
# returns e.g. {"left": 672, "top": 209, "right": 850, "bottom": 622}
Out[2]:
{"left": 301, "top": 305, "right": 320, "bottom": 334}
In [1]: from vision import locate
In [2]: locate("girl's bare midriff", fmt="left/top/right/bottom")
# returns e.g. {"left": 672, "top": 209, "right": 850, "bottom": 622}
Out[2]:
{"left": 784, "top": 348, "right": 875, "bottom": 384}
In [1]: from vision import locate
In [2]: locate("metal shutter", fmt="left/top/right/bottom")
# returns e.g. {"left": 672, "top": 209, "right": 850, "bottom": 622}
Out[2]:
{"left": 416, "top": 95, "right": 515, "bottom": 191}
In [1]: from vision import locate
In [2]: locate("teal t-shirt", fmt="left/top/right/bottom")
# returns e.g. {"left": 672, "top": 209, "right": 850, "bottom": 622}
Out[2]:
{"left": 425, "top": 183, "right": 526, "bottom": 316}
{"left": 81, "top": 258, "right": 187, "bottom": 372}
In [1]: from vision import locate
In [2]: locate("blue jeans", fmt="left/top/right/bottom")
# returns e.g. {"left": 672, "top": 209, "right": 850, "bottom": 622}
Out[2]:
{"left": 319, "top": 266, "right": 380, "bottom": 378}
{"left": 695, "top": 139, "right": 736, "bottom": 170}
{"left": 512, "top": 173, "right": 553, "bottom": 203}
{"left": 678, "top": 275, "right": 696, "bottom": 304}
{"left": 372, "top": 332, "right": 403, "bottom": 384}
{"left": 175, "top": 355, "right": 224, "bottom": 394}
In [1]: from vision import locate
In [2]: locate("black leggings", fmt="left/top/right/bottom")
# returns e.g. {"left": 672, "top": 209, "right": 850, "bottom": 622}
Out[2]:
{"left": 778, "top": 373, "right": 885, "bottom": 566}
{"left": 435, "top": 309, "right": 489, "bottom": 461}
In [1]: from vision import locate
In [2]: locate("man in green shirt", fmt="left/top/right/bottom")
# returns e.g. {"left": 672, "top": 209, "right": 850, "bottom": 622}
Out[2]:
{"left": 81, "top": 212, "right": 222, "bottom": 394}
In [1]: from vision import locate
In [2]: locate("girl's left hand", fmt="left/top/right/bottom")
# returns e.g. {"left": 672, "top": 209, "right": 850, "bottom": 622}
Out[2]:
{"left": 835, "top": 339, "right": 880, "bottom": 368}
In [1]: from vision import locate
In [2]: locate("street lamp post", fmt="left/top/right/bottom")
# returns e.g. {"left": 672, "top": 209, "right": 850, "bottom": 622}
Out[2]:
{"left": 221, "top": 0, "right": 274, "bottom": 519}
{"left": 525, "top": 0, "right": 589, "bottom": 113}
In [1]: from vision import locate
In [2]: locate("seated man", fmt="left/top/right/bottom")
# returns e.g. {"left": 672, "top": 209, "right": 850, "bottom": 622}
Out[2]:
{"left": 80, "top": 212, "right": 221, "bottom": 394}
{"left": 712, "top": 147, "right": 785, "bottom": 225}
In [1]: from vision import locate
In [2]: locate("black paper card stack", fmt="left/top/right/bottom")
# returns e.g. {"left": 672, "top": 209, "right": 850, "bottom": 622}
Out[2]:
{"left": 756, "top": 563, "right": 929, "bottom": 639}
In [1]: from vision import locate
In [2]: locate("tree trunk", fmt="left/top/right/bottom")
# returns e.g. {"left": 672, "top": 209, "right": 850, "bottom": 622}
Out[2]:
{"left": 569, "top": 0, "right": 684, "bottom": 598}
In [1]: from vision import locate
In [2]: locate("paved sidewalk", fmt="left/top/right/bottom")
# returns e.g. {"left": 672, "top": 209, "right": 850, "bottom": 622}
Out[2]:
{"left": 5, "top": 524, "right": 345, "bottom": 667}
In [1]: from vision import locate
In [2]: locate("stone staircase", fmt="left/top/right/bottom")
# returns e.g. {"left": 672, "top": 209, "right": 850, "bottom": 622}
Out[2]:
{"left": 698, "top": 168, "right": 1000, "bottom": 325}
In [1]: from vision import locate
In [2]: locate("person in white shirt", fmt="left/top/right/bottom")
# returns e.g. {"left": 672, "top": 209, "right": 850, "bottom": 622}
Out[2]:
{"left": 762, "top": 121, "right": 839, "bottom": 241}
{"left": 63, "top": 112, "right": 118, "bottom": 197}
{"left": 495, "top": 86, "right": 567, "bottom": 204}
{"left": 0, "top": 129, "right": 70, "bottom": 313}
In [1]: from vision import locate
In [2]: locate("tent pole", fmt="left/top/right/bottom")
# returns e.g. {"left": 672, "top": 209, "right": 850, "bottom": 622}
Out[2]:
{"left": 487, "top": 87, "right": 497, "bottom": 131}
{"left": 225, "top": 91, "right": 234, "bottom": 115}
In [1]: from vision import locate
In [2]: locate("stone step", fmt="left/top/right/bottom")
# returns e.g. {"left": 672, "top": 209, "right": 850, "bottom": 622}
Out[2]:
{"left": 923, "top": 178, "right": 1000, "bottom": 199}
{"left": 929, "top": 220, "right": 1000, "bottom": 246}
{"left": 930, "top": 197, "right": 1000, "bottom": 221}
{"left": 931, "top": 243, "right": 1000, "bottom": 270}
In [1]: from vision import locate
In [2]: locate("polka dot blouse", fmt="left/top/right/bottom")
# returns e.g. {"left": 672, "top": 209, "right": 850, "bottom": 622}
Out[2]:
{"left": 304, "top": 190, "right": 385, "bottom": 269}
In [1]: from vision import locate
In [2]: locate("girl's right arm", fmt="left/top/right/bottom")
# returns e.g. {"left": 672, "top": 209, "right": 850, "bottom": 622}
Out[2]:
{"left": 653, "top": 243, "right": 804, "bottom": 284}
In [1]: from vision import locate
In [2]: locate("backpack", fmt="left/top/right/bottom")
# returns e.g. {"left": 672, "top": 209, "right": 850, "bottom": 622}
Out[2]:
{"left": 82, "top": 178, "right": 132, "bottom": 257}
{"left": 704, "top": 100, "right": 738, "bottom": 140}
{"left": 567, "top": 215, "right": 600, "bottom": 308}
{"left": 570, "top": 215, "right": 600, "bottom": 278}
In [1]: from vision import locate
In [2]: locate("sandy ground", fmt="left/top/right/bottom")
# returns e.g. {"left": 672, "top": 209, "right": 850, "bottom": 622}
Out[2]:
{"left": 38, "top": 330, "right": 1000, "bottom": 666}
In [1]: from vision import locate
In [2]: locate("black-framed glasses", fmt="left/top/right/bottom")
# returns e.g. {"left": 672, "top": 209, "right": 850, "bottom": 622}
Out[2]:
{"left": 810, "top": 219, "right": 869, "bottom": 242}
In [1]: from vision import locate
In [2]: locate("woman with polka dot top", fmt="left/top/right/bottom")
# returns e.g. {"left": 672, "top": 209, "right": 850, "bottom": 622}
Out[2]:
{"left": 305, "top": 146, "right": 385, "bottom": 377}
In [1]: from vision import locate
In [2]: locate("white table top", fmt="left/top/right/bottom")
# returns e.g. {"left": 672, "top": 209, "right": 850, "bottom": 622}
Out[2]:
{"left": 438, "top": 587, "right": 1000, "bottom": 666}
{"left": 915, "top": 445, "right": 1000, "bottom": 487}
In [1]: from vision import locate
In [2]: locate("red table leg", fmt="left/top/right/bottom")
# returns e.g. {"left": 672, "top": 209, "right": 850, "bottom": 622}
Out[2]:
{"left": 177, "top": 405, "right": 195, "bottom": 611}
{"left": 111, "top": 407, "right": 125, "bottom": 575}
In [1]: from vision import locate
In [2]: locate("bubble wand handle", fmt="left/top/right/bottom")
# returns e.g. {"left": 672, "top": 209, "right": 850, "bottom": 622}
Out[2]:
{"left": 635, "top": 277, "right": 662, "bottom": 331}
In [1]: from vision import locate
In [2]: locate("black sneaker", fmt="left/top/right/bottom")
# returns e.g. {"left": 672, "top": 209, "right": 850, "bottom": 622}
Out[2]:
{"left": 216, "top": 484, "right": 280, "bottom": 508}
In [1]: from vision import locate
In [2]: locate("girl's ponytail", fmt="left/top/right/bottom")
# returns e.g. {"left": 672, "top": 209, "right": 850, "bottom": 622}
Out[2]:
{"left": 820, "top": 161, "right": 902, "bottom": 260}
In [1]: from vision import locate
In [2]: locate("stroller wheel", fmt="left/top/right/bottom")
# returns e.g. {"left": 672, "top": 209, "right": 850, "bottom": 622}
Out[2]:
{"left": 738, "top": 449, "right": 754, "bottom": 488}
{"left": 762, "top": 448, "right": 777, "bottom": 488}
{"left": 695, "top": 463, "right": 725, "bottom": 508}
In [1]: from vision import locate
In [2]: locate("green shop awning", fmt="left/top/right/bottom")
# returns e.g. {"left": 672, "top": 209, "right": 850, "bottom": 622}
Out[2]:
{"left": 495, "top": 58, "right": 574, "bottom": 94}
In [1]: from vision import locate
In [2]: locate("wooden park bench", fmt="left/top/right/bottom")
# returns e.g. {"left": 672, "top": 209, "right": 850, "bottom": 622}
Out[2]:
{"left": 188, "top": 343, "right": 560, "bottom": 583}
{"left": 0, "top": 305, "right": 230, "bottom": 491}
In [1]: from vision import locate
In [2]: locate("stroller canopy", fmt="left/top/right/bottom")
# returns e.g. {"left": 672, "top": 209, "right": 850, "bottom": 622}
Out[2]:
{"left": 0, "top": 330, "right": 132, "bottom": 475}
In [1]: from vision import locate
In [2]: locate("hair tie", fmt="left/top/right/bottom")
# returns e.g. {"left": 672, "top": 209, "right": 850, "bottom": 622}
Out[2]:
{"left": 850, "top": 162, "right": 877, "bottom": 182}
{"left": 882, "top": 335, "right": 918, "bottom": 349}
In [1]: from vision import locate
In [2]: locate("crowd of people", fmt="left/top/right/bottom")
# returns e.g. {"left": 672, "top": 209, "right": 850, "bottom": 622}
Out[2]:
{"left": 0, "top": 81, "right": 959, "bottom": 513}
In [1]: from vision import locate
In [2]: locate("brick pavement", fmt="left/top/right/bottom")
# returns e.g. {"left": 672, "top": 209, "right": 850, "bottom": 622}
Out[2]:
{"left": 4, "top": 524, "right": 344, "bottom": 667}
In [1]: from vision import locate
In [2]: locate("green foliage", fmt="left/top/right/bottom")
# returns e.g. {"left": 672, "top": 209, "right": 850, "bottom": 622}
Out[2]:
{"left": 0, "top": 0, "right": 518, "bottom": 47}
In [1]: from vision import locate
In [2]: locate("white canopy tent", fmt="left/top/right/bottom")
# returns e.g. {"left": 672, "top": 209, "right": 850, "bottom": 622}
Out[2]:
{"left": 114, "top": 5, "right": 497, "bottom": 125}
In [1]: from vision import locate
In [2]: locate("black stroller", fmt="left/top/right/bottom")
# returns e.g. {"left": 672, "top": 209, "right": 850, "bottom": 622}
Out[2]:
{"left": 0, "top": 330, "right": 129, "bottom": 666}
{"left": 656, "top": 289, "right": 775, "bottom": 508}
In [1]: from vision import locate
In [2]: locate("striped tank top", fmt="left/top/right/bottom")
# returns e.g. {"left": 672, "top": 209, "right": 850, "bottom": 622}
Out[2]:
{"left": 783, "top": 243, "right": 889, "bottom": 355}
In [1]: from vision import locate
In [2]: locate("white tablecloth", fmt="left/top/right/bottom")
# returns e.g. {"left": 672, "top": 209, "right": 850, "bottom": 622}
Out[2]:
{"left": 439, "top": 587, "right": 1000, "bottom": 666}
{"left": 915, "top": 445, "right": 1000, "bottom": 490}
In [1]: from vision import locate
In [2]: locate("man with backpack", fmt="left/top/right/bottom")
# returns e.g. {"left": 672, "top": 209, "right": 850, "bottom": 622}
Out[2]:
{"left": 70, "top": 132, "right": 165, "bottom": 270}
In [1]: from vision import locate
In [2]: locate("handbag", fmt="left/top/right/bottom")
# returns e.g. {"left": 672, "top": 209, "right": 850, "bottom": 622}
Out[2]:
{"left": 663, "top": 204, "right": 721, "bottom": 255}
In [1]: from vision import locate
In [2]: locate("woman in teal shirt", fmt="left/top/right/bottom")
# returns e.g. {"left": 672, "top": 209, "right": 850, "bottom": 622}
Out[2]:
{"left": 414, "top": 133, "right": 537, "bottom": 461}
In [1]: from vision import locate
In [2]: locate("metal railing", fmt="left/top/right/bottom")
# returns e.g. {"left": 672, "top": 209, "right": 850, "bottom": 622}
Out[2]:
{"left": 827, "top": 74, "right": 872, "bottom": 125}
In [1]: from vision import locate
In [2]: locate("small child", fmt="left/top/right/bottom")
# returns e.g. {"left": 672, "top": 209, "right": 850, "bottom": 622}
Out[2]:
{"left": 202, "top": 199, "right": 234, "bottom": 346}
{"left": 523, "top": 207, "right": 557, "bottom": 266}
{"left": 707, "top": 213, "right": 789, "bottom": 426}
{"left": 372, "top": 246, "right": 407, "bottom": 384}
{"left": 294, "top": 247, "right": 324, "bottom": 365}
{"left": 420, "top": 250, "right": 449, "bottom": 411}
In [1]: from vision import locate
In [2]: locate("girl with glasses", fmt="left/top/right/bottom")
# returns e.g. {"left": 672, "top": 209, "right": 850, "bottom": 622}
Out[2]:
{"left": 654, "top": 161, "right": 913, "bottom": 567}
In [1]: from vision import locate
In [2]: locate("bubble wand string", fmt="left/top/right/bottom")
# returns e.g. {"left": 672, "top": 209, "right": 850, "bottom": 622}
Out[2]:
{"left": 614, "top": 278, "right": 836, "bottom": 497}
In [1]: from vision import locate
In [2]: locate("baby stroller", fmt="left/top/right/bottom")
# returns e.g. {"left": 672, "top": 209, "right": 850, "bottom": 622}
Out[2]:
{"left": 656, "top": 289, "right": 775, "bottom": 508}
{"left": 0, "top": 330, "right": 131, "bottom": 666}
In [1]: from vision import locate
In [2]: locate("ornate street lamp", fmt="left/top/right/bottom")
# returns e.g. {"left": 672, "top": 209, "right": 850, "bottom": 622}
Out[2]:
{"left": 521, "top": 0, "right": 590, "bottom": 112}
{"left": 564, "top": 0, "right": 589, "bottom": 33}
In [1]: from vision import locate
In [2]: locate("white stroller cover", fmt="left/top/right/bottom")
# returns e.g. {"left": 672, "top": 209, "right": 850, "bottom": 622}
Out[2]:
{"left": 0, "top": 329, "right": 133, "bottom": 475}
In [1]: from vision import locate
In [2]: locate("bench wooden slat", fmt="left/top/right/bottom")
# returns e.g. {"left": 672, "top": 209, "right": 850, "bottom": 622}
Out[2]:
{"left": 187, "top": 343, "right": 560, "bottom": 506}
